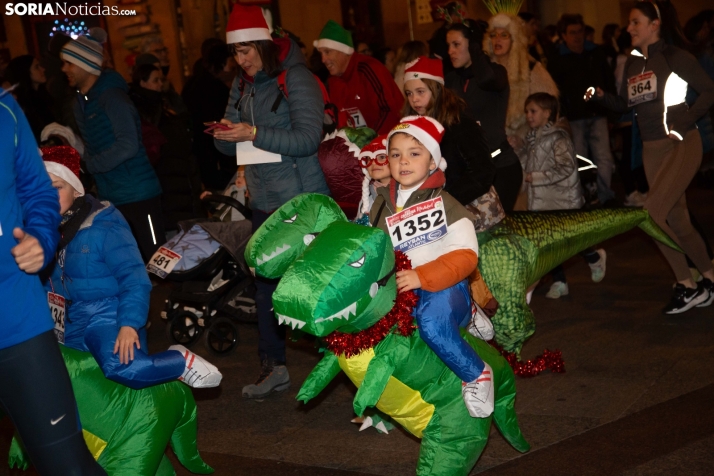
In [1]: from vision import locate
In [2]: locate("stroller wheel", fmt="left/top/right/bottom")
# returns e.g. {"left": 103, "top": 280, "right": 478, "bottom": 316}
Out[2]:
{"left": 166, "top": 311, "right": 201, "bottom": 347}
{"left": 203, "top": 317, "right": 239, "bottom": 356}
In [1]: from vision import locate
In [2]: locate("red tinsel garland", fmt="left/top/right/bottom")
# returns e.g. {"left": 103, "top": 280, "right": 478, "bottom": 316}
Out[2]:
{"left": 489, "top": 342, "right": 566, "bottom": 378}
{"left": 324, "top": 251, "right": 418, "bottom": 358}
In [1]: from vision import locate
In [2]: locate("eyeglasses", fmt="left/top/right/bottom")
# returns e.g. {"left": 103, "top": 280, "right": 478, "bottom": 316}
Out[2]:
{"left": 359, "top": 154, "right": 388, "bottom": 168}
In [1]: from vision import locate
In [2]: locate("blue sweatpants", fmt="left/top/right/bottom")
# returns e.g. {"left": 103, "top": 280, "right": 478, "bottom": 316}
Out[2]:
{"left": 414, "top": 280, "right": 485, "bottom": 383}
{"left": 83, "top": 314, "right": 185, "bottom": 390}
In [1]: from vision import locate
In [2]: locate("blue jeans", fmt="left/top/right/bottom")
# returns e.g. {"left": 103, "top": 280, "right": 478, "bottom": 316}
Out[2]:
{"left": 570, "top": 117, "right": 616, "bottom": 203}
{"left": 414, "top": 280, "right": 485, "bottom": 383}
{"left": 252, "top": 209, "right": 286, "bottom": 363}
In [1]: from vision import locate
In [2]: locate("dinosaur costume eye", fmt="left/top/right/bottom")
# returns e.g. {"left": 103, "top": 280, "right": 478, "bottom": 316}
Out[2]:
{"left": 283, "top": 214, "right": 298, "bottom": 224}
{"left": 349, "top": 254, "right": 365, "bottom": 268}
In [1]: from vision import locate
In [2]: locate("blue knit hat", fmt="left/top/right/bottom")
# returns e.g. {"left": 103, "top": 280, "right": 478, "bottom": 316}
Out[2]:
{"left": 60, "top": 28, "right": 107, "bottom": 76}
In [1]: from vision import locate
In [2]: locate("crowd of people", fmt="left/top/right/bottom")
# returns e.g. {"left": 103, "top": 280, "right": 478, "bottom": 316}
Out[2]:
{"left": 2, "top": 1, "right": 714, "bottom": 473}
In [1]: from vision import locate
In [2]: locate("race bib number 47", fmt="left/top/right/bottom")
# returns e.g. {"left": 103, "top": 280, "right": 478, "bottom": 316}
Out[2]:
{"left": 386, "top": 197, "right": 448, "bottom": 253}
{"left": 146, "top": 246, "right": 182, "bottom": 279}
{"left": 48, "top": 292, "right": 65, "bottom": 344}
{"left": 627, "top": 71, "right": 657, "bottom": 107}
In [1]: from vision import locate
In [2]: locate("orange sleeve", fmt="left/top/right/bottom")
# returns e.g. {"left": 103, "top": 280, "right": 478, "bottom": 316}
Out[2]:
{"left": 415, "top": 249, "right": 478, "bottom": 292}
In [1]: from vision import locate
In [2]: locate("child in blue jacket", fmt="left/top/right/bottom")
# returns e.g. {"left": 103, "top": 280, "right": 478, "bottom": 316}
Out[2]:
{"left": 42, "top": 145, "right": 222, "bottom": 390}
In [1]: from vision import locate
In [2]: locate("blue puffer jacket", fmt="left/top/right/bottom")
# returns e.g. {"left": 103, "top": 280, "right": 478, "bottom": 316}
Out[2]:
{"left": 74, "top": 69, "right": 161, "bottom": 206}
{"left": 215, "top": 39, "right": 330, "bottom": 212}
{"left": 44, "top": 195, "right": 151, "bottom": 351}
{"left": 0, "top": 91, "right": 59, "bottom": 350}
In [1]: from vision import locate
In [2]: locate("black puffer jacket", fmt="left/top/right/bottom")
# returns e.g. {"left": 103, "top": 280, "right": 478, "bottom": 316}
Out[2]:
{"left": 441, "top": 114, "right": 496, "bottom": 205}
{"left": 445, "top": 52, "right": 518, "bottom": 168}
{"left": 130, "top": 85, "right": 202, "bottom": 230}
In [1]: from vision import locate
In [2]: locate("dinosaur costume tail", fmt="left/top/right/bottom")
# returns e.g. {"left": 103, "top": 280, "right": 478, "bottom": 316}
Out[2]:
{"left": 168, "top": 392, "right": 214, "bottom": 474}
{"left": 480, "top": 208, "right": 682, "bottom": 355}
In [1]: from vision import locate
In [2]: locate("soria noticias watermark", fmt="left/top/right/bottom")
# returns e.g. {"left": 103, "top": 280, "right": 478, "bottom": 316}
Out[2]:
{"left": 5, "top": 3, "right": 137, "bottom": 16}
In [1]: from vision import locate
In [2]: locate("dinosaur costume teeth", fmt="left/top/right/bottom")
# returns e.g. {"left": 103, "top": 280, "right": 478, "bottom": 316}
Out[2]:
{"left": 277, "top": 314, "right": 306, "bottom": 330}
{"left": 315, "top": 302, "right": 358, "bottom": 323}
{"left": 256, "top": 243, "right": 291, "bottom": 265}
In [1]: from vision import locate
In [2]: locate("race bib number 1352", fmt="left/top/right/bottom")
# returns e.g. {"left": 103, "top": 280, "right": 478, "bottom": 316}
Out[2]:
{"left": 386, "top": 197, "right": 448, "bottom": 253}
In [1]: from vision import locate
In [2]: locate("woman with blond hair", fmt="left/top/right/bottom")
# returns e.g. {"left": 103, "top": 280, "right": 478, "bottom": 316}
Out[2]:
{"left": 483, "top": 13, "right": 559, "bottom": 146}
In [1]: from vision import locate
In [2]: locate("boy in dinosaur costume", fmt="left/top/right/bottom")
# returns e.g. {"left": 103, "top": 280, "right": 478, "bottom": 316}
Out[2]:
{"left": 368, "top": 116, "right": 494, "bottom": 417}
{"left": 6, "top": 346, "right": 213, "bottom": 476}
{"left": 269, "top": 219, "right": 530, "bottom": 476}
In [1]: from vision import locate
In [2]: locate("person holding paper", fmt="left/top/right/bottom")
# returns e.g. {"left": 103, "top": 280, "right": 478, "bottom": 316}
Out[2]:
{"left": 213, "top": 4, "right": 330, "bottom": 399}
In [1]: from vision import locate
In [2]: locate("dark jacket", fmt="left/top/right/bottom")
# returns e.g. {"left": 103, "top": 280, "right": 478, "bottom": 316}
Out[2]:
{"left": 215, "top": 39, "right": 330, "bottom": 212}
{"left": 597, "top": 40, "right": 714, "bottom": 142}
{"left": 73, "top": 70, "right": 162, "bottom": 206}
{"left": 43, "top": 195, "right": 151, "bottom": 352}
{"left": 130, "top": 85, "right": 202, "bottom": 230}
{"left": 182, "top": 67, "right": 237, "bottom": 189}
{"left": 445, "top": 53, "right": 518, "bottom": 167}
{"left": 547, "top": 41, "right": 616, "bottom": 121}
{"left": 441, "top": 114, "right": 496, "bottom": 205}
{"left": 1, "top": 91, "right": 60, "bottom": 349}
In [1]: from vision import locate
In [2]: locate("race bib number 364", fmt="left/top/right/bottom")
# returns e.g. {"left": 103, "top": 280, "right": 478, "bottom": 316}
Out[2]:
{"left": 386, "top": 197, "right": 448, "bottom": 253}
{"left": 146, "top": 246, "right": 182, "bottom": 279}
{"left": 627, "top": 71, "right": 657, "bottom": 107}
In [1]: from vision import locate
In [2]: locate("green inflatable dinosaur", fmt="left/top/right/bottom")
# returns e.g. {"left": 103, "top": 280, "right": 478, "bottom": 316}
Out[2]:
{"left": 478, "top": 209, "right": 681, "bottom": 355}
{"left": 246, "top": 195, "right": 530, "bottom": 476}
{"left": 6, "top": 346, "right": 213, "bottom": 476}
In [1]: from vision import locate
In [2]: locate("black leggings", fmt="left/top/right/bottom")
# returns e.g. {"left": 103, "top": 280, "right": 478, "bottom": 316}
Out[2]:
{"left": 493, "top": 161, "right": 524, "bottom": 212}
{"left": 116, "top": 195, "right": 167, "bottom": 263}
{"left": 0, "top": 331, "right": 106, "bottom": 476}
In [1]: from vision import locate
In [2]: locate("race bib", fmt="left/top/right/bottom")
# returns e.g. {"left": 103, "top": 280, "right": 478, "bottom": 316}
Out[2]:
{"left": 386, "top": 197, "right": 448, "bottom": 253}
{"left": 48, "top": 292, "right": 65, "bottom": 344}
{"left": 146, "top": 246, "right": 182, "bottom": 279}
{"left": 627, "top": 72, "right": 657, "bottom": 107}
{"left": 343, "top": 107, "right": 367, "bottom": 128}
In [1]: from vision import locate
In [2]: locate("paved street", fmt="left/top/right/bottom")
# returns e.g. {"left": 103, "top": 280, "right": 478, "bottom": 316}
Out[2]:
{"left": 2, "top": 184, "right": 713, "bottom": 476}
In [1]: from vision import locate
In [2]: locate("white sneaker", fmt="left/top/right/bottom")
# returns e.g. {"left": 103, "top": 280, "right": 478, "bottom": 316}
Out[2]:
{"left": 467, "top": 301, "right": 494, "bottom": 341}
{"left": 589, "top": 249, "right": 607, "bottom": 283}
{"left": 169, "top": 345, "right": 222, "bottom": 388}
{"left": 624, "top": 191, "right": 647, "bottom": 207}
{"left": 462, "top": 363, "right": 494, "bottom": 418}
{"left": 546, "top": 281, "right": 569, "bottom": 299}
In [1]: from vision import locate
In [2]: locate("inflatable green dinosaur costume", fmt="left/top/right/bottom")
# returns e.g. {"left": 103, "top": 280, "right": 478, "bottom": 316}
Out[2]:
{"left": 246, "top": 194, "right": 530, "bottom": 476}
{"left": 6, "top": 346, "right": 213, "bottom": 476}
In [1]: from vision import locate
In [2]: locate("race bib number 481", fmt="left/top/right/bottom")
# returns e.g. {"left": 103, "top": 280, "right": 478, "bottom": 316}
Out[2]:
{"left": 146, "top": 246, "right": 182, "bottom": 279}
{"left": 386, "top": 197, "right": 448, "bottom": 253}
{"left": 627, "top": 71, "right": 657, "bottom": 107}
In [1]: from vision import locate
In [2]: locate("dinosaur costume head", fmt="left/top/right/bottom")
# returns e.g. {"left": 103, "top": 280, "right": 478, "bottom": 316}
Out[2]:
{"left": 245, "top": 193, "right": 346, "bottom": 279}
{"left": 272, "top": 221, "right": 396, "bottom": 335}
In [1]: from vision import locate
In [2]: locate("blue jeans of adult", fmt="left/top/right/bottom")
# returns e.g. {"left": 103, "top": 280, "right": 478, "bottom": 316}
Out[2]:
{"left": 569, "top": 116, "right": 616, "bottom": 203}
{"left": 414, "top": 280, "right": 485, "bottom": 383}
{"left": 252, "top": 209, "right": 286, "bottom": 364}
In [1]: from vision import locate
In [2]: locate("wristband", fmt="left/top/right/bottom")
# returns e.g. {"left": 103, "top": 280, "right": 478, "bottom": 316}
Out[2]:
{"left": 252, "top": 126, "right": 257, "bottom": 140}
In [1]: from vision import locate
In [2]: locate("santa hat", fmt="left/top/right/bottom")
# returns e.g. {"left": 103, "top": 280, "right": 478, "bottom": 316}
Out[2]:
{"left": 404, "top": 56, "right": 444, "bottom": 85}
{"left": 359, "top": 135, "right": 388, "bottom": 214}
{"left": 313, "top": 20, "right": 354, "bottom": 55}
{"left": 226, "top": 4, "right": 272, "bottom": 44}
{"left": 40, "top": 122, "right": 85, "bottom": 156}
{"left": 60, "top": 27, "right": 106, "bottom": 76}
{"left": 387, "top": 116, "right": 446, "bottom": 172}
{"left": 42, "top": 146, "right": 85, "bottom": 196}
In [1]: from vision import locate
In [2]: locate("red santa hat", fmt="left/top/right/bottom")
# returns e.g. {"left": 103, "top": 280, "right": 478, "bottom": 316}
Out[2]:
{"left": 226, "top": 4, "right": 272, "bottom": 44}
{"left": 403, "top": 56, "right": 444, "bottom": 85}
{"left": 358, "top": 135, "right": 388, "bottom": 214}
{"left": 387, "top": 116, "right": 446, "bottom": 172}
{"left": 42, "top": 145, "right": 85, "bottom": 196}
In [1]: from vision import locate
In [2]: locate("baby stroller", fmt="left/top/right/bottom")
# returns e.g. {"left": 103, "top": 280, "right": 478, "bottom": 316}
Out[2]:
{"left": 152, "top": 192, "right": 256, "bottom": 356}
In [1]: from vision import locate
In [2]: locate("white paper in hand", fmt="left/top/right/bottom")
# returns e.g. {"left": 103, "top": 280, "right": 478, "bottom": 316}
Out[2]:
{"left": 235, "top": 141, "right": 282, "bottom": 165}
